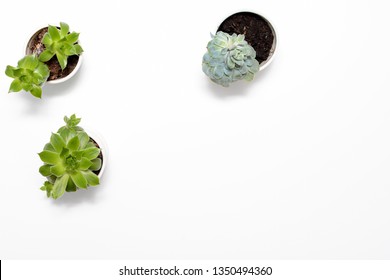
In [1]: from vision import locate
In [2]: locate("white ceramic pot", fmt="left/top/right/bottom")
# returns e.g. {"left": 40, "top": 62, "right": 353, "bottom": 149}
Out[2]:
{"left": 217, "top": 11, "right": 277, "bottom": 71}
{"left": 25, "top": 26, "right": 83, "bottom": 84}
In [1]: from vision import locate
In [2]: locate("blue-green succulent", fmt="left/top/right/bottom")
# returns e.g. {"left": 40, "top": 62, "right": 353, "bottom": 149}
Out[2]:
{"left": 202, "top": 31, "right": 259, "bottom": 87}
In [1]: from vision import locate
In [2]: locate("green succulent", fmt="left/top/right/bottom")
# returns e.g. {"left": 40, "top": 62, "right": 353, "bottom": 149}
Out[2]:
{"left": 39, "top": 22, "right": 83, "bottom": 70}
{"left": 5, "top": 55, "right": 49, "bottom": 98}
{"left": 39, "top": 115, "right": 102, "bottom": 199}
{"left": 202, "top": 31, "right": 260, "bottom": 87}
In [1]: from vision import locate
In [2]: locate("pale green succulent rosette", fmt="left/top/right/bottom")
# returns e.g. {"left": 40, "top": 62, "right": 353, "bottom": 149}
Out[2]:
{"left": 38, "top": 115, "right": 102, "bottom": 199}
{"left": 5, "top": 55, "right": 49, "bottom": 98}
{"left": 202, "top": 31, "right": 259, "bottom": 87}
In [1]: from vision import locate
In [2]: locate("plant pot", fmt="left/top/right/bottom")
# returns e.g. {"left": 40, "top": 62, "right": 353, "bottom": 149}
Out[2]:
{"left": 25, "top": 26, "right": 82, "bottom": 84}
{"left": 217, "top": 11, "right": 277, "bottom": 71}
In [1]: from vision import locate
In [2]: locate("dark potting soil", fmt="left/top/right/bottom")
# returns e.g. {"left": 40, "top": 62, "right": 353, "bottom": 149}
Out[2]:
{"left": 90, "top": 137, "right": 104, "bottom": 176}
{"left": 217, "top": 12, "right": 274, "bottom": 64}
{"left": 26, "top": 27, "right": 79, "bottom": 81}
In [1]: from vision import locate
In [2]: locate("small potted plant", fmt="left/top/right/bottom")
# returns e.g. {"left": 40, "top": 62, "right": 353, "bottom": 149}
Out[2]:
{"left": 5, "top": 22, "right": 83, "bottom": 98}
{"left": 38, "top": 115, "right": 106, "bottom": 199}
{"left": 202, "top": 12, "right": 277, "bottom": 87}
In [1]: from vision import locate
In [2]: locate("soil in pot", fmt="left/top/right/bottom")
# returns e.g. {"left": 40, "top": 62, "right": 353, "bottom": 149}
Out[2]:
{"left": 90, "top": 137, "right": 104, "bottom": 176}
{"left": 217, "top": 12, "right": 274, "bottom": 64}
{"left": 26, "top": 27, "right": 79, "bottom": 81}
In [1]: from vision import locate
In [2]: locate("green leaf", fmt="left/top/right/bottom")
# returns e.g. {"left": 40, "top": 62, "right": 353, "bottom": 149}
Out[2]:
{"left": 42, "top": 33, "right": 53, "bottom": 45}
{"left": 48, "top": 25, "right": 60, "bottom": 41}
{"left": 41, "top": 181, "right": 53, "bottom": 198}
{"left": 36, "top": 62, "right": 50, "bottom": 78}
{"left": 70, "top": 171, "right": 87, "bottom": 189}
{"left": 50, "top": 164, "right": 66, "bottom": 177}
{"left": 82, "top": 170, "right": 100, "bottom": 186}
{"left": 73, "top": 44, "right": 83, "bottom": 55}
{"left": 60, "top": 147, "right": 69, "bottom": 158}
{"left": 56, "top": 51, "right": 67, "bottom": 70}
{"left": 82, "top": 147, "right": 100, "bottom": 160}
{"left": 78, "top": 132, "right": 90, "bottom": 148}
{"left": 30, "top": 85, "right": 42, "bottom": 98}
{"left": 9, "top": 79, "right": 22, "bottom": 93}
{"left": 39, "top": 50, "right": 54, "bottom": 62}
{"left": 52, "top": 174, "right": 69, "bottom": 199}
{"left": 60, "top": 22, "right": 69, "bottom": 37}
{"left": 59, "top": 128, "right": 71, "bottom": 144}
{"left": 22, "top": 81, "right": 33, "bottom": 92}
{"left": 66, "top": 32, "right": 79, "bottom": 44}
{"left": 66, "top": 178, "right": 77, "bottom": 192}
{"left": 18, "top": 55, "right": 39, "bottom": 70}
{"left": 79, "top": 157, "right": 92, "bottom": 170}
{"left": 38, "top": 150, "right": 60, "bottom": 165}
{"left": 39, "top": 164, "right": 52, "bottom": 176}
{"left": 90, "top": 158, "right": 102, "bottom": 171}
{"left": 50, "top": 133, "right": 65, "bottom": 153}
{"left": 5, "top": 65, "right": 16, "bottom": 78}
{"left": 44, "top": 143, "right": 55, "bottom": 152}
{"left": 67, "top": 135, "right": 80, "bottom": 151}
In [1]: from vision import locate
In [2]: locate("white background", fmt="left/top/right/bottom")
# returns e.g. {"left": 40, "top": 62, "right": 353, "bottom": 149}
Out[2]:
{"left": 0, "top": 0, "right": 389, "bottom": 259}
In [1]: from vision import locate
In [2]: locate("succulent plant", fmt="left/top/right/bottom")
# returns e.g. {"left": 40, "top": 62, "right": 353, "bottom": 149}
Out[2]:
{"left": 202, "top": 31, "right": 260, "bottom": 87}
{"left": 39, "top": 22, "right": 83, "bottom": 70}
{"left": 5, "top": 55, "right": 49, "bottom": 98}
{"left": 39, "top": 115, "right": 102, "bottom": 199}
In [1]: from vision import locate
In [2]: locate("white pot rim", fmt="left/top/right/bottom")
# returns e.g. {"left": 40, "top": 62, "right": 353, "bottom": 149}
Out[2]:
{"left": 216, "top": 11, "right": 277, "bottom": 72}
{"left": 25, "top": 25, "right": 83, "bottom": 85}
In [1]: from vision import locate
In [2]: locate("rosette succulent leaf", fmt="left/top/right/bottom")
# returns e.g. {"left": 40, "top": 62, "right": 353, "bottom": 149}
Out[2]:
{"left": 39, "top": 115, "right": 102, "bottom": 199}
{"left": 39, "top": 22, "right": 83, "bottom": 70}
{"left": 5, "top": 55, "right": 49, "bottom": 98}
{"left": 202, "top": 31, "right": 260, "bottom": 87}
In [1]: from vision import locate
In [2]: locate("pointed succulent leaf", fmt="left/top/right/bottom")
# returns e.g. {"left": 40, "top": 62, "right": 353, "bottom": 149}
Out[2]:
{"left": 73, "top": 44, "right": 83, "bottom": 55}
{"left": 52, "top": 174, "right": 69, "bottom": 199}
{"left": 43, "top": 143, "right": 55, "bottom": 152}
{"left": 50, "top": 133, "right": 65, "bottom": 152}
{"left": 79, "top": 157, "right": 92, "bottom": 170}
{"left": 42, "top": 33, "right": 53, "bottom": 45}
{"left": 50, "top": 164, "right": 66, "bottom": 177}
{"left": 9, "top": 79, "right": 22, "bottom": 93}
{"left": 5, "top": 65, "right": 16, "bottom": 78}
{"left": 30, "top": 85, "right": 42, "bottom": 98}
{"left": 82, "top": 147, "right": 100, "bottom": 160}
{"left": 78, "top": 131, "right": 90, "bottom": 148}
{"left": 90, "top": 158, "right": 102, "bottom": 171}
{"left": 39, "top": 50, "right": 54, "bottom": 62}
{"left": 39, "top": 164, "right": 52, "bottom": 177}
{"left": 60, "top": 22, "right": 69, "bottom": 37}
{"left": 39, "top": 150, "right": 61, "bottom": 165}
{"left": 56, "top": 51, "right": 67, "bottom": 70}
{"left": 67, "top": 135, "right": 80, "bottom": 151}
{"left": 48, "top": 25, "right": 60, "bottom": 41}
{"left": 70, "top": 171, "right": 87, "bottom": 189}
{"left": 82, "top": 171, "right": 100, "bottom": 186}
{"left": 66, "top": 32, "right": 79, "bottom": 44}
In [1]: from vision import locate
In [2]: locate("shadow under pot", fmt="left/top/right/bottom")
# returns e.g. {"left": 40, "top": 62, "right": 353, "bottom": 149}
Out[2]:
{"left": 217, "top": 11, "right": 277, "bottom": 71}
{"left": 26, "top": 27, "right": 82, "bottom": 84}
